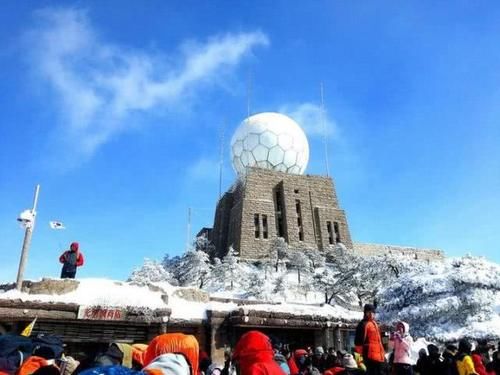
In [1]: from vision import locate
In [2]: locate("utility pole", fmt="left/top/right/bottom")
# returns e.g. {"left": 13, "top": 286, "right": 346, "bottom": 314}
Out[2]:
{"left": 16, "top": 184, "right": 40, "bottom": 291}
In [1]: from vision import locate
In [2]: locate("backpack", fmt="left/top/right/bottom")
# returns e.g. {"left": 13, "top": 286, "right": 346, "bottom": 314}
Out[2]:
{"left": 32, "top": 335, "right": 64, "bottom": 360}
{"left": 0, "top": 334, "right": 33, "bottom": 372}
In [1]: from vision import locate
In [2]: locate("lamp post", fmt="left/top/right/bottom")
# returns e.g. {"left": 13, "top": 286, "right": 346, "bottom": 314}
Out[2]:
{"left": 16, "top": 184, "right": 40, "bottom": 291}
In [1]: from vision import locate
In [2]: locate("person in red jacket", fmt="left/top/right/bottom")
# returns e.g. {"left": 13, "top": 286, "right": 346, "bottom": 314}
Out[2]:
{"left": 233, "top": 330, "right": 286, "bottom": 375}
{"left": 59, "top": 242, "right": 84, "bottom": 279}
{"left": 472, "top": 349, "right": 495, "bottom": 375}
{"left": 354, "top": 304, "right": 385, "bottom": 375}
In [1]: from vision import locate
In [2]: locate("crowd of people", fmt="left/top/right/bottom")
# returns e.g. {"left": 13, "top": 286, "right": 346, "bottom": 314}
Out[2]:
{"left": 1, "top": 304, "right": 500, "bottom": 375}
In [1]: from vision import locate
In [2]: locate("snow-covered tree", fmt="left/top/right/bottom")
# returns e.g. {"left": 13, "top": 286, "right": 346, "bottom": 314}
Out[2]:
{"left": 218, "top": 246, "right": 243, "bottom": 290}
{"left": 246, "top": 272, "right": 267, "bottom": 299}
{"left": 378, "top": 255, "right": 500, "bottom": 341}
{"left": 194, "top": 234, "right": 216, "bottom": 258}
{"left": 268, "top": 237, "right": 289, "bottom": 271}
{"left": 299, "top": 274, "right": 315, "bottom": 300}
{"left": 350, "top": 253, "right": 429, "bottom": 307}
{"left": 304, "top": 247, "right": 325, "bottom": 269}
{"left": 177, "top": 250, "right": 212, "bottom": 288}
{"left": 313, "top": 265, "right": 355, "bottom": 305}
{"left": 288, "top": 249, "right": 311, "bottom": 284}
{"left": 273, "top": 274, "right": 288, "bottom": 300}
{"left": 128, "top": 258, "right": 173, "bottom": 285}
{"left": 161, "top": 254, "right": 182, "bottom": 283}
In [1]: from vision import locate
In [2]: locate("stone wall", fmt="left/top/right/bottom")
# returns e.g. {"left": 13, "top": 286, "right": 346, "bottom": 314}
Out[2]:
{"left": 353, "top": 242, "right": 445, "bottom": 262}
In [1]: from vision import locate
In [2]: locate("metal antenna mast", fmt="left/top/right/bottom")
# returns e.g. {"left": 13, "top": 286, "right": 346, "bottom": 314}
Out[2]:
{"left": 320, "top": 82, "right": 331, "bottom": 177}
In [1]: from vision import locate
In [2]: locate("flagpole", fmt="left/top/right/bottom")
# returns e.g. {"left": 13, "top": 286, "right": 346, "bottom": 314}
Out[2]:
{"left": 16, "top": 184, "right": 40, "bottom": 291}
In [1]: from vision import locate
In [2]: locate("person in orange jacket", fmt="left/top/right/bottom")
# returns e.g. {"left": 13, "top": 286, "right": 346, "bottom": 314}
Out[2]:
{"left": 59, "top": 242, "right": 84, "bottom": 279}
{"left": 354, "top": 304, "right": 385, "bottom": 375}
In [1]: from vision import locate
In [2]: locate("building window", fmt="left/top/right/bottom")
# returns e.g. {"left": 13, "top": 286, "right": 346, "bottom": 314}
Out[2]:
{"left": 254, "top": 214, "right": 260, "bottom": 239}
{"left": 296, "top": 199, "right": 304, "bottom": 241}
{"left": 327, "top": 221, "right": 334, "bottom": 245}
{"left": 275, "top": 190, "right": 285, "bottom": 238}
{"left": 334, "top": 222, "right": 341, "bottom": 243}
{"left": 262, "top": 215, "right": 268, "bottom": 239}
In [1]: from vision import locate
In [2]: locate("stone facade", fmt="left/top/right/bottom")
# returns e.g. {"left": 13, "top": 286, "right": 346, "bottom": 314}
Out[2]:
{"left": 353, "top": 242, "right": 444, "bottom": 262}
{"left": 211, "top": 168, "right": 353, "bottom": 259}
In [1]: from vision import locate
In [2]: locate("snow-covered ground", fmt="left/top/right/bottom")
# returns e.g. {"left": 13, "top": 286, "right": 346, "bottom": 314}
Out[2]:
{"left": 0, "top": 278, "right": 359, "bottom": 322}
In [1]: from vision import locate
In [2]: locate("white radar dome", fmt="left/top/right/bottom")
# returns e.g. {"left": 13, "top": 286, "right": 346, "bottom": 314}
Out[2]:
{"left": 231, "top": 112, "right": 309, "bottom": 176}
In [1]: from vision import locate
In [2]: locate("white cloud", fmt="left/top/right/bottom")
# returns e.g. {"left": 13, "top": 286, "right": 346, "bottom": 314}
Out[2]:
{"left": 26, "top": 8, "right": 269, "bottom": 160}
{"left": 280, "top": 102, "right": 339, "bottom": 139}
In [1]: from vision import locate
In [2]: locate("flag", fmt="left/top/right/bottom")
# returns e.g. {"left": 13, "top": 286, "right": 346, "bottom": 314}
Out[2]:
{"left": 49, "top": 221, "right": 65, "bottom": 229}
{"left": 21, "top": 317, "right": 37, "bottom": 337}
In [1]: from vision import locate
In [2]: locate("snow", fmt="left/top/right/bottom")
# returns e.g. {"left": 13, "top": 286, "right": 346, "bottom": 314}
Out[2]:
{"left": 379, "top": 255, "right": 500, "bottom": 341}
{"left": 0, "top": 278, "right": 167, "bottom": 309}
{"left": 0, "top": 278, "right": 356, "bottom": 322}
{"left": 236, "top": 302, "right": 362, "bottom": 322}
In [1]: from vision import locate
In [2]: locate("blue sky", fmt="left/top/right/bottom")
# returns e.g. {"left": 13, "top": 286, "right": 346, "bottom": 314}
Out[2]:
{"left": 1, "top": 1, "right": 499, "bottom": 282}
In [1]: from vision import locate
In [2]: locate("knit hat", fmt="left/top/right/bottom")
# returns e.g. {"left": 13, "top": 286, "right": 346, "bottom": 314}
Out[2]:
{"left": 342, "top": 354, "right": 358, "bottom": 369}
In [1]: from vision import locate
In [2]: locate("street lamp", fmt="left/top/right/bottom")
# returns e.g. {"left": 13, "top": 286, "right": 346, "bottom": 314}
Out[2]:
{"left": 15, "top": 184, "right": 40, "bottom": 291}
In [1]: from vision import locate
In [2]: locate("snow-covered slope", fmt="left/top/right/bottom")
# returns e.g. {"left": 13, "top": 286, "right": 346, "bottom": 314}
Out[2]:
{"left": 378, "top": 256, "right": 500, "bottom": 341}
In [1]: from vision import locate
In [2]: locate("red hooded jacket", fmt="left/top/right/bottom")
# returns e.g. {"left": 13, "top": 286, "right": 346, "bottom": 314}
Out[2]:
{"left": 59, "top": 242, "right": 84, "bottom": 267}
{"left": 233, "top": 331, "right": 286, "bottom": 375}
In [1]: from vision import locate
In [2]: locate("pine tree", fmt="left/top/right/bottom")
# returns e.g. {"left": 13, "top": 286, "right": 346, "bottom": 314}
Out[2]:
{"left": 177, "top": 250, "right": 212, "bottom": 288}
{"left": 304, "top": 247, "right": 325, "bottom": 269}
{"left": 288, "top": 249, "right": 311, "bottom": 284}
{"left": 247, "top": 272, "right": 266, "bottom": 299}
{"left": 268, "top": 237, "right": 289, "bottom": 272}
{"left": 194, "top": 234, "right": 216, "bottom": 258}
{"left": 273, "top": 274, "right": 288, "bottom": 300}
{"left": 219, "top": 246, "right": 242, "bottom": 290}
{"left": 162, "top": 254, "right": 182, "bottom": 284}
{"left": 128, "top": 258, "right": 172, "bottom": 285}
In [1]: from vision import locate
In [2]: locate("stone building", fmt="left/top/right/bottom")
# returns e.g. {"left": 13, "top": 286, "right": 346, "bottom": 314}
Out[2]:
{"left": 204, "top": 111, "right": 444, "bottom": 261}
{"left": 211, "top": 167, "right": 352, "bottom": 259}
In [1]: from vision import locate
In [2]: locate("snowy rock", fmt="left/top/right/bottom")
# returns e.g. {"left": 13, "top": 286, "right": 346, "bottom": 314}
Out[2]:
{"left": 28, "top": 278, "right": 80, "bottom": 295}
{"left": 172, "top": 288, "right": 210, "bottom": 303}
